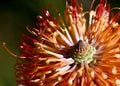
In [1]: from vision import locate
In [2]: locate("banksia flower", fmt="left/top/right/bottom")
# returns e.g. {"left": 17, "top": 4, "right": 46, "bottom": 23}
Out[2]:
{"left": 15, "top": 0, "right": 120, "bottom": 86}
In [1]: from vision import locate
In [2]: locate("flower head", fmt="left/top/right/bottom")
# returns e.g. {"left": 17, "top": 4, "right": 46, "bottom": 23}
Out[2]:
{"left": 16, "top": 0, "right": 120, "bottom": 85}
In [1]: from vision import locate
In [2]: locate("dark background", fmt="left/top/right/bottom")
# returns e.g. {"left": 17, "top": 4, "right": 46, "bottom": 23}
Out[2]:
{"left": 0, "top": 0, "right": 119, "bottom": 86}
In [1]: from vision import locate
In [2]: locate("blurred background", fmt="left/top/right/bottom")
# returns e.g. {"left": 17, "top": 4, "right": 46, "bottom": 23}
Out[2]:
{"left": 0, "top": 0, "right": 119, "bottom": 86}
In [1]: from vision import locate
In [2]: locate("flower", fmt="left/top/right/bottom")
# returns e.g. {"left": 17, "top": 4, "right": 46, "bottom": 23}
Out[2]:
{"left": 16, "top": 0, "right": 120, "bottom": 85}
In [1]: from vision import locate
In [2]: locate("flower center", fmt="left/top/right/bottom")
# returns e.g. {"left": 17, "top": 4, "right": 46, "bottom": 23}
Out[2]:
{"left": 70, "top": 40, "right": 96, "bottom": 64}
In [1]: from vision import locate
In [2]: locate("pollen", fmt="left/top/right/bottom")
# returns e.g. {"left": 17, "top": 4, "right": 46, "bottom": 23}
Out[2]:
{"left": 68, "top": 79, "right": 73, "bottom": 86}
{"left": 115, "top": 54, "right": 120, "bottom": 59}
{"left": 116, "top": 79, "right": 120, "bottom": 86}
{"left": 112, "top": 66, "right": 117, "bottom": 75}
{"left": 31, "top": 79, "right": 40, "bottom": 82}
{"left": 112, "top": 22, "right": 119, "bottom": 28}
{"left": 57, "top": 76, "right": 62, "bottom": 82}
{"left": 91, "top": 71, "right": 95, "bottom": 78}
{"left": 102, "top": 73, "right": 108, "bottom": 79}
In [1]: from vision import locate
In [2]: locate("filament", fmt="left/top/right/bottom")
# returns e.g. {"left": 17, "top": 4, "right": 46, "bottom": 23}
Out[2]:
{"left": 2, "top": 42, "right": 17, "bottom": 58}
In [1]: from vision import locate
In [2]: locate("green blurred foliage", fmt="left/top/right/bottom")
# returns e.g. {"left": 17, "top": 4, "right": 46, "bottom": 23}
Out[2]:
{"left": 0, "top": 0, "right": 119, "bottom": 86}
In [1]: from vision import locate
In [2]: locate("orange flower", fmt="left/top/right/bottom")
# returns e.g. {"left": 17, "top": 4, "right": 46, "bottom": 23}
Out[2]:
{"left": 16, "top": 0, "right": 120, "bottom": 85}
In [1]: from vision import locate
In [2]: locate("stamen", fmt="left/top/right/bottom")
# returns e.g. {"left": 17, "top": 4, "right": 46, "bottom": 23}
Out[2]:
{"left": 112, "top": 23, "right": 119, "bottom": 28}
{"left": 26, "top": 26, "right": 37, "bottom": 36}
{"left": 57, "top": 76, "right": 62, "bottom": 82}
{"left": 90, "top": 0, "right": 95, "bottom": 10}
{"left": 115, "top": 54, "right": 120, "bottom": 59}
{"left": 112, "top": 66, "right": 117, "bottom": 75}
{"left": 91, "top": 71, "right": 95, "bottom": 78}
{"left": 66, "top": 0, "right": 68, "bottom": 5}
{"left": 2, "top": 42, "right": 17, "bottom": 58}
{"left": 102, "top": 73, "right": 107, "bottom": 79}
{"left": 116, "top": 79, "right": 120, "bottom": 86}
{"left": 31, "top": 79, "right": 40, "bottom": 82}
{"left": 84, "top": 11, "right": 90, "bottom": 16}
{"left": 111, "top": 7, "right": 120, "bottom": 11}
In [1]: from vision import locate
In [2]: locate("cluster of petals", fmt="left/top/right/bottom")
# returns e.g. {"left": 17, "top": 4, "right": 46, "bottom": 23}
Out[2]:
{"left": 16, "top": 0, "right": 120, "bottom": 86}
